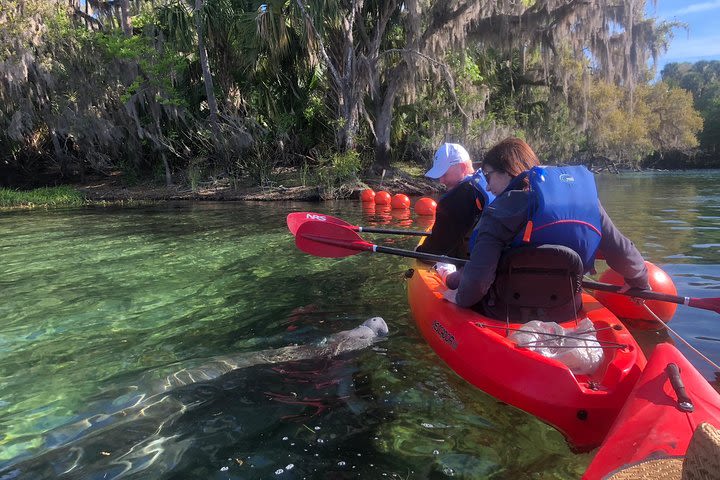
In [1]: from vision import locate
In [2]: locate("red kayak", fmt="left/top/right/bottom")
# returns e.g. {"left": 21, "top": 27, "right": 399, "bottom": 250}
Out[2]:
{"left": 406, "top": 261, "right": 647, "bottom": 451}
{"left": 582, "top": 343, "right": 720, "bottom": 479}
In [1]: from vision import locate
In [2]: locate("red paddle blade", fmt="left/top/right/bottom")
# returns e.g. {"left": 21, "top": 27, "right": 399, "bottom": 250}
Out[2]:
{"left": 295, "top": 221, "right": 374, "bottom": 258}
{"left": 688, "top": 297, "right": 720, "bottom": 314}
{"left": 286, "top": 212, "right": 353, "bottom": 235}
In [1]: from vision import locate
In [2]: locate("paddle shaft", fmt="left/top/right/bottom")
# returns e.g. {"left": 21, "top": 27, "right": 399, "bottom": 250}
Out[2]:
{"left": 379, "top": 244, "right": 711, "bottom": 309}
{"left": 382, "top": 242, "right": 711, "bottom": 310}
{"left": 300, "top": 233, "right": 462, "bottom": 264}
{"left": 295, "top": 221, "right": 720, "bottom": 314}
{"left": 358, "top": 226, "right": 427, "bottom": 236}
{"left": 580, "top": 279, "right": 710, "bottom": 310}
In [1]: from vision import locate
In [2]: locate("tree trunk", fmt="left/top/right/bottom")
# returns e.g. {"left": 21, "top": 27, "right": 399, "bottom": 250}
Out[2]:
{"left": 114, "top": 4, "right": 123, "bottom": 32}
{"left": 336, "top": 87, "right": 359, "bottom": 152}
{"left": 161, "top": 152, "right": 173, "bottom": 186}
{"left": 51, "top": 129, "right": 65, "bottom": 162}
{"left": 194, "top": 0, "right": 222, "bottom": 150}
{"left": 84, "top": 0, "right": 89, "bottom": 29}
{"left": 119, "top": 0, "right": 131, "bottom": 37}
{"left": 373, "top": 143, "right": 391, "bottom": 172}
{"left": 107, "top": 6, "right": 115, "bottom": 30}
{"left": 373, "top": 106, "right": 392, "bottom": 171}
{"left": 371, "top": 73, "right": 402, "bottom": 171}
{"left": 294, "top": 0, "right": 362, "bottom": 154}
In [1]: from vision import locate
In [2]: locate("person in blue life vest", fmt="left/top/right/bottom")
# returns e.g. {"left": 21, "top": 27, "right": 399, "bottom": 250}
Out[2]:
{"left": 441, "top": 137, "right": 650, "bottom": 312}
{"left": 417, "top": 143, "right": 494, "bottom": 259}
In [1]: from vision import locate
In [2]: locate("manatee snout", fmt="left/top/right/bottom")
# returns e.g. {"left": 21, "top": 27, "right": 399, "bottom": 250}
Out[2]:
{"left": 362, "top": 316, "right": 388, "bottom": 337}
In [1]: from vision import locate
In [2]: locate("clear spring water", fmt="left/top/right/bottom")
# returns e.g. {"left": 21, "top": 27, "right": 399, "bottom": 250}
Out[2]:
{"left": 0, "top": 171, "right": 718, "bottom": 479}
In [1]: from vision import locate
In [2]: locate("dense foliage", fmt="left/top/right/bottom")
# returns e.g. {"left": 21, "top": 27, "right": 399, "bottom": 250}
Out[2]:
{"left": 0, "top": 0, "right": 715, "bottom": 190}
{"left": 661, "top": 61, "right": 720, "bottom": 160}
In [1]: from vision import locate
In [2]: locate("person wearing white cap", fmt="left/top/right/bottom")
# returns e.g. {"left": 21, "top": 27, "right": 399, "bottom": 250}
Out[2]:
{"left": 417, "top": 143, "right": 492, "bottom": 260}
{"left": 424, "top": 143, "right": 473, "bottom": 186}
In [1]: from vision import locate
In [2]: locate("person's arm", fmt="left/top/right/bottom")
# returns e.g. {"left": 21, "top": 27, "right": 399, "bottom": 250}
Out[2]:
{"left": 454, "top": 191, "right": 529, "bottom": 307}
{"left": 597, "top": 203, "right": 649, "bottom": 289}
{"left": 416, "top": 183, "right": 479, "bottom": 256}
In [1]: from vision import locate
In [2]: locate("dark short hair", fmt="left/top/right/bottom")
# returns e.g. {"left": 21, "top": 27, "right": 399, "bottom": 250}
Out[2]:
{"left": 482, "top": 138, "right": 540, "bottom": 178}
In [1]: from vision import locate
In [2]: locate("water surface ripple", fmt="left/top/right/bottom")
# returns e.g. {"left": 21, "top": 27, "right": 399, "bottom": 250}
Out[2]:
{"left": 0, "top": 171, "right": 718, "bottom": 479}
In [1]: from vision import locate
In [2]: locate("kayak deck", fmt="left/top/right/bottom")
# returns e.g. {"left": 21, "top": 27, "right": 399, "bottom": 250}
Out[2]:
{"left": 583, "top": 343, "right": 720, "bottom": 479}
{"left": 406, "top": 260, "right": 647, "bottom": 451}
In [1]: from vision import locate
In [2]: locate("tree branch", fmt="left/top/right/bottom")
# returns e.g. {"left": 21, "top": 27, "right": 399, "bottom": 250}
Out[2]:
{"left": 379, "top": 49, "right": 469, "bottom": 120}
{"left": 73, "top": 8, "right": 104, "bottom": 29}
{"left": 294, "top": 0, "right": 342, "bottom": 88}
{"left": 420, "top": 1, "right": 474, "bottom": 46}
{"left": 467, "top": 0, "right": 591, "bottom": 44}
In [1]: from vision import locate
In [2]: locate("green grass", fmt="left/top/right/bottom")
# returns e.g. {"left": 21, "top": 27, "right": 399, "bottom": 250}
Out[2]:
{"left": 393, "top": 161, "right": 426, "bottom": 176}
{"left": 0, "top": 186, "right": 86, "bottom": 209}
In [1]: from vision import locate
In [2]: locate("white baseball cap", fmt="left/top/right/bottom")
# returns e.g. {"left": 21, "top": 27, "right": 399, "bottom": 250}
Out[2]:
{"left": 425, "top": 143, "right": 471, "bottom": 179}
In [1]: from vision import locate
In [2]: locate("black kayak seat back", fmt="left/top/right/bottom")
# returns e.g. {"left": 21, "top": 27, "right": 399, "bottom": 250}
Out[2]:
{"left": 482, "top": 244, "right": 584, "bottom": 323}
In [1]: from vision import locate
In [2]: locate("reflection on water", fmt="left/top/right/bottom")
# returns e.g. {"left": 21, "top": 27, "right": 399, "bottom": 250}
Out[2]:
{"left": 0, "top": 171, "right": 718, "bottom": 479}
{"left": 4, "top": 344, "right": 388, "bottom": 479}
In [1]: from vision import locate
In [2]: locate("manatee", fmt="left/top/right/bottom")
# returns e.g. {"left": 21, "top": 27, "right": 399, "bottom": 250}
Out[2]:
{"left": 0, "top": 317, "right": 388, "bottom": 480}
{"left": 152, "top": 316, "right": 389, "bottom": 392}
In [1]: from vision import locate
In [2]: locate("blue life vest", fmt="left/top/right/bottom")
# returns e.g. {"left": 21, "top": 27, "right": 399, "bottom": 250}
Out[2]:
{"left": 467, "top": 171, "right": 496, "bottom": 251}
{"left": 438, "top": 172, "right": 495, "bottom": 206}
{"left": 513, "top": 166, "right": 602, "bottom": 272}
{"left": 467, "top": 170, "right": 496, "bottom": 207}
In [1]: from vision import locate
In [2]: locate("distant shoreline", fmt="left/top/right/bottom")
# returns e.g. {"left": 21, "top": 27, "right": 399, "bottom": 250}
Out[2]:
{"left": 2, "top": 168, "right": 718, "bottom": 210}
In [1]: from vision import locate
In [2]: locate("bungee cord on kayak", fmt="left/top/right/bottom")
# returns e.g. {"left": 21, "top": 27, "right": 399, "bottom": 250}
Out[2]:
{"left": 477, "top": 323, "right": 630, "bottom": 349}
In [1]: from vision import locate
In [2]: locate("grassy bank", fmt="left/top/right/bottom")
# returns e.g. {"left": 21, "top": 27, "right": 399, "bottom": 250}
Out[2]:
{"left": 0, "top": 186, "right": 86, "bottom": 209}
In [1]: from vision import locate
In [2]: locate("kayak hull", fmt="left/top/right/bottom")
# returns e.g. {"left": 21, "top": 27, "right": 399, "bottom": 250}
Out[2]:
{"left": 407, "top": 261, "right": 647, "bottom": 451}
{"left": 582, "top": 343, "right": 720, "bottom": 479}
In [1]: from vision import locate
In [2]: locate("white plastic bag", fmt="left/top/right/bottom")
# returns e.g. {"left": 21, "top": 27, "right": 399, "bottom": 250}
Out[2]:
{"left": 507, "top": 318, "right": 604, "bottom": 375}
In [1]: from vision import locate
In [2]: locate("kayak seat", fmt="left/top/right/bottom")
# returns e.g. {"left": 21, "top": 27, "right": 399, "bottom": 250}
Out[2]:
{"left": 481, "top": 244, "right": 584, "bottom": 323}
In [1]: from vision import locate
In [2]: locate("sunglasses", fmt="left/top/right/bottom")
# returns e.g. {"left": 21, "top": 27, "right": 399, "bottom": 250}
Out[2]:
{"left": 482, "top": 169, "right": 503, "bottom": 183}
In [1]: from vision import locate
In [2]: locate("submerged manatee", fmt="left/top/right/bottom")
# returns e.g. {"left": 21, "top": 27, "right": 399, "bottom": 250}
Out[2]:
{"left": 154, "top": 316, "right": 388, "bottom": 391}
{"left": 0, "top": 317, "right": 388, "bottom": 479}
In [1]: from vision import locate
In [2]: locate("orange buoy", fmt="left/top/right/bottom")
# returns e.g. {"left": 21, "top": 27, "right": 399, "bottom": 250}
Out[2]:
{"left": 374, "top": 190, "right": 391, "bottom": 205}
{"left": 391, "top": 194, "right": 410, "bottom": 209}
{"left": 415, "top": 197, "right": 437, "bottom": 216}
{"left": 360, "top": 188, "right": 376, "bottom": 202}
{"left": 594, "top": 261, "right": 678, "bottom": 330}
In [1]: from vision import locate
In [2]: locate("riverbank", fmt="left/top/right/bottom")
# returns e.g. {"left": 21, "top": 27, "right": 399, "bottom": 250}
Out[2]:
{"left": 4, "top": 166, "right": 707, "bottom": 210}
{"left": 0, "top": 168, "right": 444, "bottom": 209}
{"left": 76, "top": 168, "right": 443, "bottom": 202}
